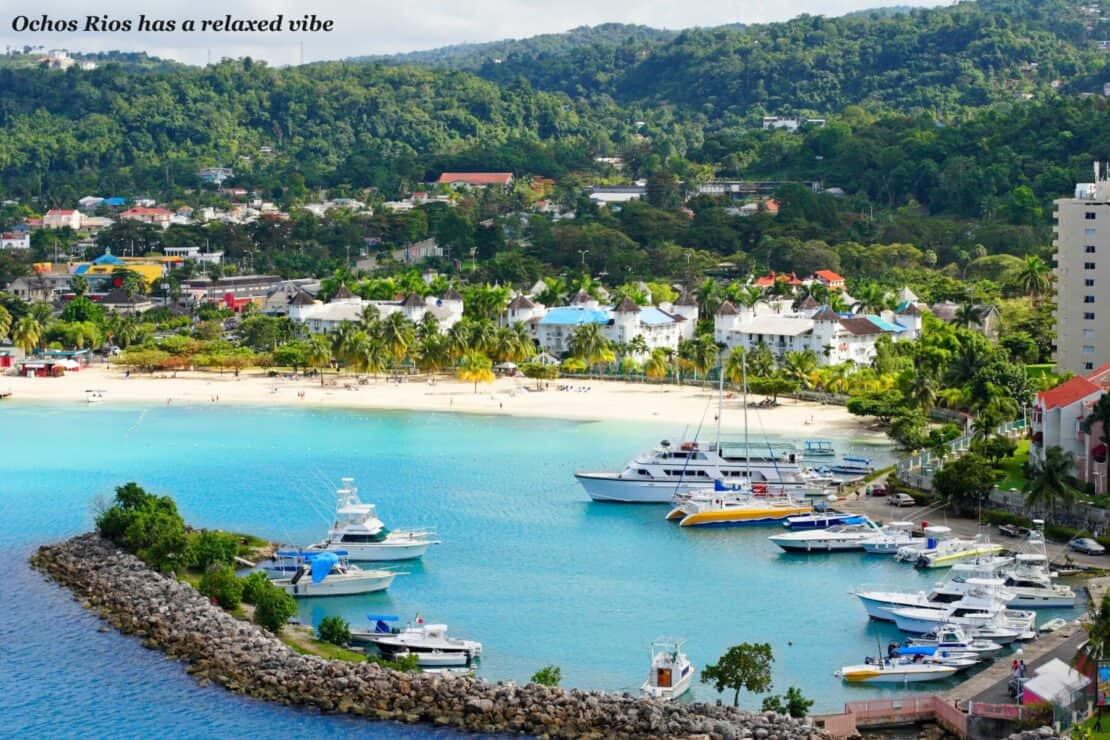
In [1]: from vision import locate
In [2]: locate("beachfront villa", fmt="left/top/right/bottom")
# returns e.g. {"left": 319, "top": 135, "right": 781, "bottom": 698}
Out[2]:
{"left": 526, "top": 290, "right": 697, "bottom": 356}
{"left": 288, "top": 287, "right": 464, "bottom": 334}
{"left": 713, "top": 300, "right": 907, "bottom": 366}
{"left": 1030, "top": 363, "right": 1110, "bottom": 494}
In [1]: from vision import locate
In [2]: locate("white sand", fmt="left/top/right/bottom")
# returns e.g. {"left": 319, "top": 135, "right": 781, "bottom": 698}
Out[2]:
{"left": 2, "top": 366, "right": 886, "bottom": 439}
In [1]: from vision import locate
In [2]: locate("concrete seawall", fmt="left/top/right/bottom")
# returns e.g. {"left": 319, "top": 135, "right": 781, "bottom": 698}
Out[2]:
{"left": 31, "top": 534, "right": 829, "bottom": 739}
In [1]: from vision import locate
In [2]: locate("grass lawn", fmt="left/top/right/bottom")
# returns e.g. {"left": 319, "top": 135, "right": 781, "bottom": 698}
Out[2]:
{"left": 1075, "top": 714, "right": 1110, "bottom": 738}
{"left": 996, "top": 438, "right": 1031, "bottom": 492}
{"left": 1026, "top": 363, "right": 1056, "bottom": 379}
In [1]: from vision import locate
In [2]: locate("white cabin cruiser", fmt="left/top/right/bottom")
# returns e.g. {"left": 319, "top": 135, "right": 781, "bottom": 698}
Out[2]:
{"left": 854, "top": 577, "right": 1016, "bottom": 622}
{"left": 895, "top": 527, "right": 1003, "bottom": 568}
{"left": 351, "top": 615, "right": 483, "bottom": 661}
{"left": 769, "top": 520, "right": 882, "bottom": 552}
{"left": 306, "top": 478, "right": 440, "bottom": 561}
{"left": 904, "top": 624, "right": 1004, "bottom": 657}
{"left": 576, "top": 438, "right": 824, "bottom": 503}
{"left": 890, "top": 600, "right": 1036, "bottom": 636}
{"left": 837, "top": 654, "right": 958, "bottom": 684}
{"left": 640, "top": 638, "right": 695, "bottom": 700}
{"left": 264, "top": 551, "right": 400, "bottom": 597}
{"left": 860, "top": 521, "right": 918, "bottom": 554}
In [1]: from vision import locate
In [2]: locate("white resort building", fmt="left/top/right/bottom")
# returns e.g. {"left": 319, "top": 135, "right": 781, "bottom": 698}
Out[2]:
{"left": 288, "top": 285, "right": 464, "bottom": 334}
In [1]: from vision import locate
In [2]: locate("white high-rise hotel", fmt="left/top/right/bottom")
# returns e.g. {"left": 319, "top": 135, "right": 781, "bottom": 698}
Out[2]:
{"left": 1054, "top": 166, "right": 1110, "bottom": 374}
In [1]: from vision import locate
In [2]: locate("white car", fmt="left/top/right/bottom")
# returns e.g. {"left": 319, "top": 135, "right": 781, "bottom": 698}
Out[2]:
{"left": 1069, "top": 538, "right": 1105, "bottom": 556}
{"left": 889, "top": 493, "right": 916, "bottom": 507}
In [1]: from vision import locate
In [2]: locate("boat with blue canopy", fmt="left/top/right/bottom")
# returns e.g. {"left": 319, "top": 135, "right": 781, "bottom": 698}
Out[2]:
{"left": 262, "top": 550, "right": 401, "bottom": 597}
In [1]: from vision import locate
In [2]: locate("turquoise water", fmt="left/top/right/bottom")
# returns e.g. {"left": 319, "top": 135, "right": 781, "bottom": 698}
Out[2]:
{"left": 0, "top": 402, "right": 1074, "bottom": 734}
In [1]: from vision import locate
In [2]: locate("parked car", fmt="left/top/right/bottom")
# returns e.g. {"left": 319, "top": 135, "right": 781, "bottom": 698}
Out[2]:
{"left": 1069, "top": 538, "right": 1106, "bottom": 556}
{"left": 998, "top": 524, "right": 1032, "bottom": 538}
{"left": 868, "top": 485, "right": 889, "bottom": 497}
{"left": 889, "top": 493, "right": 916, "bottom": 507}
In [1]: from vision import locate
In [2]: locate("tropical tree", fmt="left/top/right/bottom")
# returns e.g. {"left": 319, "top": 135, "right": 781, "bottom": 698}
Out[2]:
{"left": 11, "top": 314, "right": 42, "bottom": 354}
{"left": 380, "top": 311, "right": 415, "bottom": 365}
{"left": 1015, "top": 255, "right": 1052, "bottom": 301}
{"left": 1024, "top": 446, "right": 1083, "bottom": 518}
{"left": 700, "top": 643, "right": 774, "bottom": 708}
{"left": 1081, "top": 394, "right": 1110, "bottom": 453}
{"left": 306, "top": 334, "right": 333, "bottom": 385}
{"left": 457, "top": 350, "right": 494, "bottom": 393}
{"left": 724, "top": 346, "right": 747, "bottom": 385}
{"left": 644, "top": 348, "right": 669, "bottom": 380}
{"left": 69, "top": 274, "right": 89, "bottom": 297}
{"left": 747, "top": 342, "right": 776, "bottom": 377}
{"left": 349, "top": 332, "right": 388, "bottom": 378}
{"left": 683, "top": 334, "right": 720, "bottom": 380}
{"left": 0, "top": 304, "right": 10, "bottom": 340}
{"left": 781, "top": 349, "right": 819, "bottom": 390}
{"left": 628, "top": 334, "right": 649, "bottom": 357}
{"left": 569, "top": 323, "right": 614, "bottom": 372}
{"left": 415, "top": 334, "right": 451, "bottom": 374}
{"left": 851, "top": 283, "right": 888, "bottom": 314}
{"left": 955, "top": 302, "right": 983, "bottom": 329}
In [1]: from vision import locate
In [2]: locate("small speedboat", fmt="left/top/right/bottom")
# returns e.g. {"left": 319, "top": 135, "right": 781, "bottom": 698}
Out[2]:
{"left": 837, "top": 656, "right": 957, "bottom": 684}
{"left": 1039, "top": 618, "right": 1068, "bottom": 634}
{"left": 783, "top": 511, "right": 868, "bottom": 530}
{"left": 389, "top": 649, "right": 473, "bottom": 667}
{"left": 905, "top": 624, "right": 1004, "bottom": 657}
{"left": 264, "top": 551, "right": 400, "bottom": 597}
{"left": 640, "top": 638, "right": 695, "bottom": 700}
{"left": 769, "top": 520, "right": 881, "bottom": 552}
{"left": 351, "top": 615, "right": 483, "bottom": 660}
{"left": 826, "top": 456, "right": 874, "bottom": 476}
{"left": 860, "top": 521, "right": 918, "bottom": 554}
{"left": 666, "top": 485, "right": 811, "bottom": 527}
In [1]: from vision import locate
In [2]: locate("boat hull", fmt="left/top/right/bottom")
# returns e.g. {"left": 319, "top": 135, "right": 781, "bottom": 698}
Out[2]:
{"left": 275, "top": 572, "right": 397, "bottom": 597}
{"left": 640, "top": 671, "right": 694, "bottom": 700}
{"left": 838, "top": 663, "right": 957, "bottom": 683}
{"left": 308, "top": 540, "right": 436, "bottom": 561}
{"left": 770, "top": 537, "right": 869, "bottom": 552}
{"left": 575, "top": 473, "right": 806, "bottom": 503}
{"left": 678, "top": 505, "right": 812, "bottom": 527}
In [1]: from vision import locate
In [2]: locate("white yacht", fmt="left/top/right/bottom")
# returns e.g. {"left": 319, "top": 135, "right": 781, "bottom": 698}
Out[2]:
{"left": 904, "top": 624, "right": 1004, "bottom": 657}
{"left": 860, "top": 521, "right": 918, "bottom": 554}
{"left": 837, "top": 655, "right": 957, "bottom": 684}
{"left": 264, "top": 551, "right": 400, "bottom": 597}
{"left": 640, "top": 638, "right": 695, "bottom": 700}
{"left": 889, "top": 596, "right": 1036, "bottom": 636}
{"left": 768, "top": 520, "right": 882, "bottom": 552}
{"left": 306, "top": 478, "right": 440, "bottom": 561}
{"left": 894, "top": 527, "right": 1003, "bottom": 568}
{"left": 351, "top": 615, "right": 483, "bottom": 661}
{"left": 854, "top": 577, "right": 1016, "bottom": 622}
{"left": 576, "top": 438, "right": 826, "bottom": 503}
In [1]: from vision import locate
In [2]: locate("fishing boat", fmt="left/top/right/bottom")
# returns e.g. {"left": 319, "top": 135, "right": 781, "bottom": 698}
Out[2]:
{"left": 264, "top": 551, "right": 400, "bottom": 597}
{"left": 305, "top": 478, "right": 440, "bottom": 561}
{"left": 666, "top": 490, "right": 812, "bottom": 527}
{"left": 905, "top": 624, "right": 1005, "bottom": 657}
{"left": 387, "top": 649, "right": 473, "bottom": 668}
{"left": 802, "top": 439, "right": 836, "bottom": 457}
{"left": 913, "top": 535, "right": 1005, "bottom": 569}
{"left": 351, "top": 615, "right": 483, "bottom": 660}
{"left": 640, "top": 638, "right": 695, "bottom": 700}
{"left": 860, "top": 521, "right": 918, "bottom": 554}
{"left": 768, "top": 520, "right": 882, "bottom": 552}
{"left": 783, "top": 510, "right": 868, "bottom": 530}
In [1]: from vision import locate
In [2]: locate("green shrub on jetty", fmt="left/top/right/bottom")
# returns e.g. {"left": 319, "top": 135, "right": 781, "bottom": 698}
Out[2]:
{"left": 190, "top": 531, "right": 240, "bottom": 570}
{"left": 253, "top": 581, "right": 297, "bottom": 634}
{"left": 95, "top": 482, "right": 190, "bottom": 573}
{"left": 198, "top": 564, "right": 243, "bottom": 610}
{"left": 317, "top": 616, "right": 351, "bottom": 646}
{"left": 240, "top": 571, "right": 270, "bottom": 604}
{"left": 530, "top": 665, "right": 562, "bottom": 687}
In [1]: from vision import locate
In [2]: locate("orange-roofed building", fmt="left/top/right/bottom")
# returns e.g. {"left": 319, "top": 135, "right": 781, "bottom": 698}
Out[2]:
{"left": 812, "top": 270, "right": 846, "bottom": 290}
{"left": 119, "top": 207, "right": 173, "bottom": 228}
{"left": 43, "top": 209, "right": 81, "bottom": 230}
{"left": 763, "top": 198, "right": 780, "bottom": 215}
{"left": 436, "top": 172, "right": 514, "bottom": 188}
{"left": 752, "top": 271, "right": 804, "bottom": 289}
{"left": 1031, "top": 371, "right": 1108, "bottom": 493}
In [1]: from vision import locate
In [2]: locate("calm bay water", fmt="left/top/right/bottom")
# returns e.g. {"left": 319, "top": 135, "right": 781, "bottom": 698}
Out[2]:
{"left": 1, "top": 401, "right": 1062, "bottom": 735}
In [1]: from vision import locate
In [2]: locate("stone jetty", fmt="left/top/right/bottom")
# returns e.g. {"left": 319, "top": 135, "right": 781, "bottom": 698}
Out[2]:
{"left": 32, "top": 534, "right": 829, "bottom": 739}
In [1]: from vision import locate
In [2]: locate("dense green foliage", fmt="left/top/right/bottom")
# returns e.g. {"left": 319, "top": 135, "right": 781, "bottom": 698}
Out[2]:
{"left": 761, "top": 686, "right": 814, "bottom": 718}
{"left": 198, "top": 564, "right": 244, "bottom": 610}
{"left": 317, "top": 615, "right": 352, "bottom": 646}
{"left": 252, "top": 579, "right": 298, "bottom": 633}
{"left": 932, "top": 453, "right": 998, "bottom": 516}
{"left": 190, "top": 530, "right": 241, "bottom": 571}
{"left": 239, "top": 570, "right": 271, "bottom": 604}
{"left": 529, "top": 665, "right": 562, "bottom": 686}
{"left": 700, "top": 642, "right": 775, "bottom": 708}
{"left": 95, "top": 482, "right": 190, "bottom": 573}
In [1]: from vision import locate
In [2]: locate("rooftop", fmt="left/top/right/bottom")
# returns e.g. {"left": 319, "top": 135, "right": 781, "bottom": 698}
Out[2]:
{"left": 436, "top": 172, "right": 513, "bottom": 186}
{"left": 1038, "top": 375, "right": 1101, "bottom": 410}
{"left": 538, "top": 306, "right": 609, "bottom": 326}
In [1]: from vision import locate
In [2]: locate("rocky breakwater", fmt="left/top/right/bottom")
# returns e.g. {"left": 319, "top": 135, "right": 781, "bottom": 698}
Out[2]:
{"left": 32, "top": 534, "right": 829, "bottom": 739}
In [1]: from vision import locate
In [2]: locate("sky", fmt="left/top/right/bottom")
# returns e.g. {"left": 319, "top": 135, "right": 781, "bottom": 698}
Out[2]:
{"left": 1, "top": 0, "right": 949, "bottom": 66}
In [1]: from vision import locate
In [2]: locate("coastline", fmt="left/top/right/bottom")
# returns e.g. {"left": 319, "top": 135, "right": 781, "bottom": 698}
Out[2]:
{"left": 1, "top": 366, "right": 888, "bottom": 441}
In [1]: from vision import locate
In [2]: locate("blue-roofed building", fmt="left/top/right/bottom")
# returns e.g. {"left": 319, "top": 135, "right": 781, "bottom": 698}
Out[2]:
{"left": 531, "top": 293, "right": 694, "bottom": 355}
{"left": 102, "top": 197, "right": 127, "bottom": 207}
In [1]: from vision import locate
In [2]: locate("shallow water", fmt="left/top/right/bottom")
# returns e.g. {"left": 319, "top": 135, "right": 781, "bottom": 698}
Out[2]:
{"left": 0, "top": 402, "right": 1067, "bottom": 734}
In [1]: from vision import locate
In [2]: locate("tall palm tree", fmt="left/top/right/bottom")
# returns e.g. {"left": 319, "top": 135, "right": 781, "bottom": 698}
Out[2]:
{"left": 644, "top": 348, "right": 669, "bottom": 380}
{"left": 349, "top": 332, "right": 387, "bottom": 379}
{"left": 628, "top": 334, "right": 649, "bottom": 357}
{"left": 12, "top": 315, "right": 42, "bottom": 355}
{"left": 747, "top": 342, "right": 776, "bottom": 377}
{"left": 688, "top": 334, "right": 720, "bottom": 380}
{"left": 1016, "top": 255, "right": 1052, "bottom": 302}
{"left": 908, "top": 370, "right": 938, "bottom": 412}
{"left": 569, "top": 323, "right": 611, "bottom": 368}
{"left": 380, "top": 312, "right": 415, "bottom": 365}
{"left": 359, "top": 304, "right": 381, "bottom": 332}
{"left": 416, "top": 334, "right": 451, "bottom": 374}
{"left": 724, "top": 346, "right": 747, "bottom": 385}
{"left": 416, "top": 313, "right": 440, "bottom": 342}
{"left": 330, "top": 321, "right": 359, "bottom": 370}
{"left": 782, "top": 349, "right": 819, "bottom": 390}
{"left": 446, "top": 320, "right": 473, "bottom": 361}
{"left": 955, "top": 302, "right": 983, "bottom": 329}
{"left": 457, "top": 350, "right": 494, "bottom": 393}
{"left": 306, "top": 334, "right": 333, "bottom": 385}
{"left": 695, "top": 278, "right": 720, "bottom": 318}
{"left": 1024, "top": 446, "right": 1083, "bottom": 518}
{"left": 851, "top": 283, "right": 888, "bottom": 315}
{"left": 29, "top": 301, "right": 53, "bottom": 326}
{"left": 0, "top": 304, "right": 11, "bottom": 340}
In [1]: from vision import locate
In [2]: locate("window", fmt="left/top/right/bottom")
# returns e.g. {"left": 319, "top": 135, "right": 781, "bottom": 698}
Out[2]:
{"left": 1086, "top": 262, "right": 1098, "bottom": 270}
{"left": 1086, "top": 329, "right": 1096, "bottom": 338}
{"left": 1087, "top": 279, "right": 1097, "bottom": 287}
{"left": 1087, "top": 212, "right": 1098, "bottom": 220}
{"left": 1087, "top": 245, "right": 1098, "bottom": 253}
{"left": 1086, "top": 228, "right": 1098, "bottom": 238}
{"left": 1085, "top": 295, "right": 1097, "bottom": 303}
{"left": 1084, "top": 345, "right": 1096, "bottom": 354}
{"left": 1086, "top": 362, "right": 1095, "bottom": 370}
{"left": 1084, "top": 312, "right": 1096, "bottom": 320}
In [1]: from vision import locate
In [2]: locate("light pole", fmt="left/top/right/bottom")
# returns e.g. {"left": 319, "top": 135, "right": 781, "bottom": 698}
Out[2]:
{"left": 470, "top": 247, "right": 478, "bottom": 271}
{"left": 578, "top": 249, "right": 589, "bottom": 268}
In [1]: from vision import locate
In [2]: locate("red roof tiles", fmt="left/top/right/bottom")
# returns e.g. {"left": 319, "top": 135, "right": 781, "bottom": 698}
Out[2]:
{"left": 436, "top": 172, "right": 513, "bottom": 186}
{"left": 1037, "top": 375, "right": 1101, "bottom": 410}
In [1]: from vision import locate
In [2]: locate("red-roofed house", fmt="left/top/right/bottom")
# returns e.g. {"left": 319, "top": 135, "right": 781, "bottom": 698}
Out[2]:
{"left": 1031, "top": 371, "right": 1108, "bottom": 493}
{"left": 436, "top": 172, "right": 514, "bottom": 188}
{"left": 43, "top": 209, "right": 81, "bottom": 229}
{"left": 752, "top": 271, "right": 804, "bottom": 289}
{"left": 119, "top": 207, "right": 173, "bottom": 228}
{"left": 812, "top": 270, "right": 846, "bottom": 291}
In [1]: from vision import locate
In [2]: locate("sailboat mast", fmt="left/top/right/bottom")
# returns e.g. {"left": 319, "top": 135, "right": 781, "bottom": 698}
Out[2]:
{"left": 742, "top": 352, "right": 750, "bottom": 481}
{"left": 715, "top": 361, "right": 724, "bottom": 451}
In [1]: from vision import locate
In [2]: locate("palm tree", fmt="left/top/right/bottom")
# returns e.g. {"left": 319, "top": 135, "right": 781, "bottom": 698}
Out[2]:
{"left": 782, "top": 349, "right": 819, "bottom": 390}
{"left": 12, "top": 315, "right": 42, "bottom": 355}
{"left": 695, "top": 278, "right": 720, "bottom": 318}
{"left": 416, "top": 313, "right": 440, "bottom": 342}
{"left": 0, "top": 304, "right": 11, "bottom": 340}
{"left": 747, "top": 342, "right": 776, "bottom": 377}
{"left": 457, "top": 350, "right": 494, "bottom": 393}
{"left": 69, "top": 274, "right": 89, "bottom": 297}
{"left": 569, "top": 323, "right": 613, "bottom": 371}
{"left": 330, "top": 321, "right": 359, "bottom": 370}
{"left": 1081, "top": 394, "right": 1110, "bottom": 451}
{"left": 954, "top": 302, "right": 983, "bottom": 329}
{"left": 28, "top": 301, "right": 53, "bottom": 326}
{"left": 851, "top": 283, "right": 888, "bottom": 315}
{"left": 416, "top": 334, "right": 451, "bottom": 374}
{"left": 359, "top": 304, "right": 381, "bottom": 332}
{"left": 724, "top": 346, "right": 747, "bottom": 385}
{"left": 628, "top": 334, "right": 649, "bottom": 357}
{"left": 1016, "top": 255, "right": 1052, "bottom": 302}
{"left": 446, "top": 320, "right": 472, "bottom": 361}
{"left": 1024, "top": 446, "right": 1083, "bottom": 518}
{"left": 349, "top": 332, "right": 387, "bottom": 379}
{"left": 908, "top": 370, "right": 938, "bottom": 412}
{"left": 380, "top": 312, "right": 415, "bottom": 365}
{"left": 644, "top": 348, "right": 669, "bottom": 380}
{"left": 686, "top": 334, "right": 720, "bottom": 380}
{"left": 468, "top": 319, "right": 498, "bottom": 356}
{"left": 306, "top": 334, "right": 333, "bottom": 385}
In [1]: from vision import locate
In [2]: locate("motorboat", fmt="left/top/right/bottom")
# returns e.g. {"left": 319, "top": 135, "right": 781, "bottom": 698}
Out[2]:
{"left": 666, "top": 489, "right": 812, "bottom": 527}
{"left": 890, "top": 645, "right": 982, "bottom": 672}
{"left": 387, "top": 649, "right": 473, "bottom": 668}
{"left": 824, "top": 456, "right": 874, "bottom": 476}
{"left": 895, "top": 526, "right": 955, "bottom": 562}
{"left": 860, "top": 521, "right": 918, "bottom": 554}
{"left": 351, "top": 615, "right": 483, "bottom": 660}
{"left": 1039, "top": 618, "right": 1069, "bottom": 634}
{"left": 905, "top": 624, "right": 1004, "bottom": 657}
{"left": 895, "top": 527, "right": 1003, "bottom": 568}
{"left": 640, "top": 638, "right": 695, "bottom": 700}
{"left": 85, "top": 389, "right": 106, "bottom": 404}
{"left": 768, "top": 520, "right": 882, "bottom": 552}
{"left": 853, "top": 577, "right": 1015, "bottom": 622}
{"left": 783, "top": 510, "right": 868, "bottom": 530}
{"left": 576, "top": 438, "right": 821, "bottom": 503}
{"left": 890, "top": 601, "right": 1036, "bottom": 636}
{"left": 263, "top": 551, "right": 400, "bottom": 597}
{"left": 837, "top": 653, "right": 958, "bottom": 684}
{"left": 802, "top": 439, "right": 836, "bottom": 457}
{"left": 305, "top": 478, "right": 440, "bottom": 561}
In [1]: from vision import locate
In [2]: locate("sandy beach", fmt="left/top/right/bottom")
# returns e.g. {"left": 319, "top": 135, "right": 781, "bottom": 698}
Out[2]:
{"left": 1, "top": 366, "right": 886, "bottom": 439}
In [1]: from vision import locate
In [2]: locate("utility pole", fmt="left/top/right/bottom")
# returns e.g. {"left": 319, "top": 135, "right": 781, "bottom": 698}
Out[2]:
{"left": 578, "top": 249, "right": 589, "bottom": 267}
